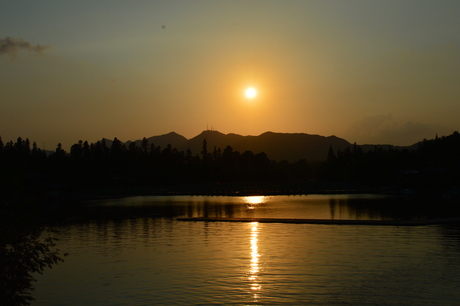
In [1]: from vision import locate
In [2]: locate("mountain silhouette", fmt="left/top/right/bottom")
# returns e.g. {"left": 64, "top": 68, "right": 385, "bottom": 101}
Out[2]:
{"left": 127, "top": 130, "right": 352, "bottom": 162}
{"left": 231, "top": 131, "right": 351, "bottom": 162}
{"left": 127, "top": 132, "right": 188, "bottom": 149}
{"left": 183, "top": 130, "right": 245, "bottom": 155}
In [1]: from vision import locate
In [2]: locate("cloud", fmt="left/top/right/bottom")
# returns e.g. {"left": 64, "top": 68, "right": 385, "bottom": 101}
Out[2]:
{"left": 346, "top": 114, "right": 452, "bottom": 145}
{"left": 0, "top": 36, "right": 50, "bottom": 57}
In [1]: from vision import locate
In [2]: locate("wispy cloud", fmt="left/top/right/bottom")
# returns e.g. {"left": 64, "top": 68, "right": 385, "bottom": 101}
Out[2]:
{"left": 0, "top": 36, "right": 50, "bottom": 58}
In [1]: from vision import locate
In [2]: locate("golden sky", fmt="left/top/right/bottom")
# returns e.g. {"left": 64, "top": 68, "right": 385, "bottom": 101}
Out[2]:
{"left": 1, "top": 1, "right": 459, "bottom": 149}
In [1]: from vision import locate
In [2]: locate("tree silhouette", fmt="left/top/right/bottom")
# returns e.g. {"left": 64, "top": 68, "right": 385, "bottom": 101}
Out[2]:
{"left": 201, "top": 138, "right": 208, "bottom": 159}
{"left": 141, "top": 137, "right": 149, "bottom": 155}
{"left": 0, "top": 203, "right": 67, "bottom": 305}
{"left": 327, "top": 145, "right": 336, "bottom": 162}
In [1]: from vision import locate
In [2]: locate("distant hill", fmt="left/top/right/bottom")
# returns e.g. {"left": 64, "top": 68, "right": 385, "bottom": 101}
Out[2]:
{"left": 182, "top": 130, "right": 245, "bottom": 156}
{"left": 170, "top": 130, "right": 351, "bottom": 162}
{"left": 179, "top": 130, "right": 350, "bottom": 162}
{"left": 127, "top": 132, "right": 188, "bottom": 149}
{"left": 235, "top": 132, "right": 352, "bottom": 162}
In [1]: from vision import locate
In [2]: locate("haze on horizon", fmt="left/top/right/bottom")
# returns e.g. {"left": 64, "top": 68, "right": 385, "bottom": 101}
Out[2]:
{"left": 1, "top": 1, "right": 459, "bottom": 150}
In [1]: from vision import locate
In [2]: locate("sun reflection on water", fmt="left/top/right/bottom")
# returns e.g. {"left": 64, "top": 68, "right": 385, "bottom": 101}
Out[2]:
{"left": 244, "top": 196, "right": 266, "bottom": 210}
{"left": 248, "top": 221, "right": 261, "bottom": 300}
{"left": 245, "top": 196, "right": 265, "bottom": 205}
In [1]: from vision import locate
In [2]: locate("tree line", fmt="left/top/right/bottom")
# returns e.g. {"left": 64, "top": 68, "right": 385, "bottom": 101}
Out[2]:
{"left": 1, "top": 132, "right": 459, "bottom": 197}
{"left": 322, "top": 132, "right": 460, "bottom": 190}
{"left": 0, "top": 136, "right": 313, "bottom": 195}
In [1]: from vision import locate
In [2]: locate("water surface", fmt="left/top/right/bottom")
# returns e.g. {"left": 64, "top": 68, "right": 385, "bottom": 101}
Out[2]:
{"left": 33, "top": 195, "right": 460, "bottom": 305}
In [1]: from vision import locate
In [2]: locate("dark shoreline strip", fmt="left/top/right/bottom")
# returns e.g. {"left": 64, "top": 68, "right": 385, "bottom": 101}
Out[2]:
{"left": 176, "top": 217, "right": 460, "bottom": 226}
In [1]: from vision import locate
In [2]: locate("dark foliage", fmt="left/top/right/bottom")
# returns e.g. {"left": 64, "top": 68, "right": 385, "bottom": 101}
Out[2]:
{"left": 0, "top": 201, "right": 68, "bottom": 305}
{"left": 1, "top": 132, "right": 459, "bottom": 197}
{"left": 320, "top": 132, "right": 460, "bottom": 191}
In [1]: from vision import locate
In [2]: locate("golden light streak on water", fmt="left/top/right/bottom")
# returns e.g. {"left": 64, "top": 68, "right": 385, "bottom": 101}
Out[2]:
{"left": 249, "top": 221, "right": 261, "bottom": 300}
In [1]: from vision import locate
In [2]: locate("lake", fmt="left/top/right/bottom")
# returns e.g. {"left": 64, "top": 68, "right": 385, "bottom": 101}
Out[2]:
{"left": 33, "top": 194, "right": 460, "bottom": 305}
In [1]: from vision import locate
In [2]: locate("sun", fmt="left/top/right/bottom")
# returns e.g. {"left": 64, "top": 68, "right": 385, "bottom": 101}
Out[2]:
{"left": 245, "top": 87, "right": 257, "bottom": 99}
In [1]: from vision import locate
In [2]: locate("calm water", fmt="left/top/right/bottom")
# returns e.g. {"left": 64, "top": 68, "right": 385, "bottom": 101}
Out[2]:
{"left": 33, "top": 195, "right": 460, "bottom": 305}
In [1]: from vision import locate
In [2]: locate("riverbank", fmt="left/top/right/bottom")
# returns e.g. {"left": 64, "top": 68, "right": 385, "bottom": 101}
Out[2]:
{"left": 42, "top": 181, "right": 380, "bottom": 202}
{"left": 177, "top": 217, "right": 460, "bottom": 226}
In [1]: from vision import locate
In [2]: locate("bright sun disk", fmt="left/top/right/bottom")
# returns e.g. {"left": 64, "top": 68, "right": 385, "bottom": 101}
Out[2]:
{"left": 245, "top": 87, "right": 257, "bottom": 99}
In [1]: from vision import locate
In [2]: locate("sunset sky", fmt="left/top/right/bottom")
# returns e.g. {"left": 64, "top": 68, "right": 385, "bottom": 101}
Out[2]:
{"left": 1, "top": 0, "right": 459, "bottom": 150}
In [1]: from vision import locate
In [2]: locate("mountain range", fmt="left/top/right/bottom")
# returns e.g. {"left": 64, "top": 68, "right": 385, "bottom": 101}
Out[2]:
{"left": 105, "top": 130, "right": 417, "bottom": 162}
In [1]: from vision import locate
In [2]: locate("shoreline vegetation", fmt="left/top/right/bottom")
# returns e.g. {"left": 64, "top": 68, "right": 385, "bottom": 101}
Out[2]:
{"left": 55, "top": 181, "right": 380, "bottom": 201}
{"left": 177, "top": 217, "right": 460, "bottom": 226}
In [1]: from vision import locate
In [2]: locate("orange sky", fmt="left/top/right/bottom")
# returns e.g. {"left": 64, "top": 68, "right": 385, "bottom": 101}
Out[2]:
{"left": 1, "top": 1, "right": 459, "bottom": 150}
